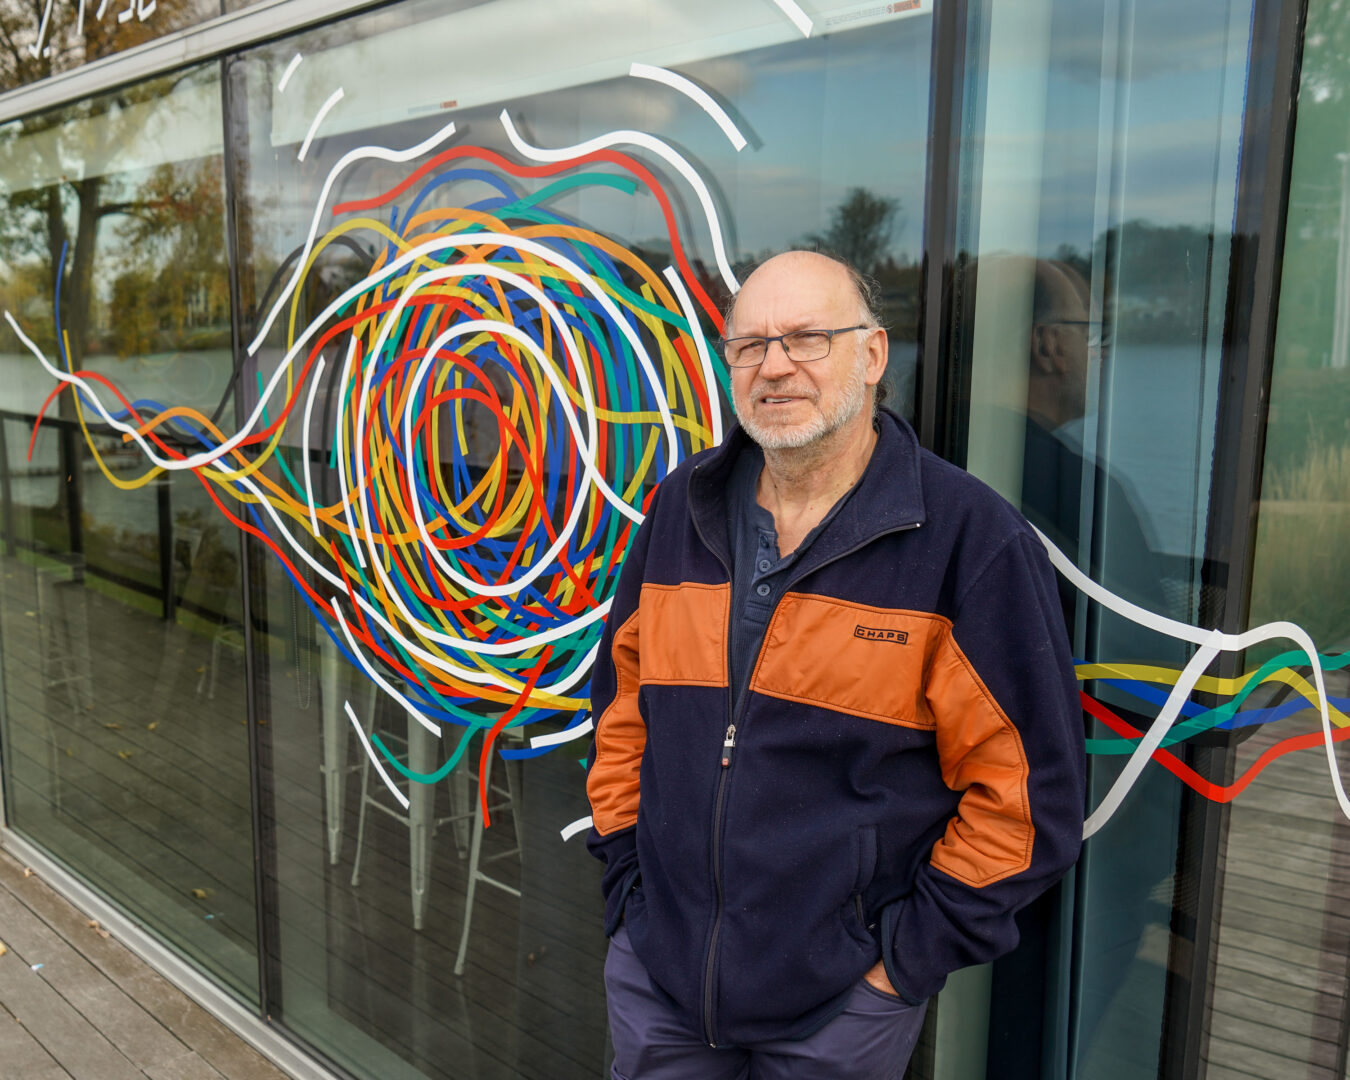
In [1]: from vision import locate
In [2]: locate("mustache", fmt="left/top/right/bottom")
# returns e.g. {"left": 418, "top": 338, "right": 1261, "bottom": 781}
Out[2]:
{"left": 747, "top": 380, "right": 816, "bottom": 400}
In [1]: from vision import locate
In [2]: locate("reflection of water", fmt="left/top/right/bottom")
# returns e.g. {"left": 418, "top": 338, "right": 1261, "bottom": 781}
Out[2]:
{"left": 1104, "top": 344, "right": 1216, "bottom": 560}
{"left": 0, "top": 348, "right": 234, "bottom": 539}
{"left": 0, "top": 348, "right": 231, "bottom": 416}
{"left": 0, "top": 348, "right": 232, "bottom": 467}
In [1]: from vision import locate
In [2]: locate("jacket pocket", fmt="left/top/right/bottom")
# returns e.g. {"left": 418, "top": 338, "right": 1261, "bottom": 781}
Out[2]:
{"left": 844, "top": 825, "right": 879, "bottom": 946}
{"left": 853, "top": 825, "right": 878, "bottom": 894}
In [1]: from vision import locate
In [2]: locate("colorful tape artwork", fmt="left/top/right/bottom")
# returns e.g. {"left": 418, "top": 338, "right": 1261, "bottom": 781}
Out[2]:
{"left": 3, "top": 71, "right": 1347, "bottom": 842}
{"left": 5, "top": 101, "right": 730, "bottom": 823}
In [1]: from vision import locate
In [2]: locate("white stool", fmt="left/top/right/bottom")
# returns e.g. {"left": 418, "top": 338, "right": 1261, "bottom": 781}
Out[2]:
{"left": 347, "top": 702, "right": 524, "bottom": 939}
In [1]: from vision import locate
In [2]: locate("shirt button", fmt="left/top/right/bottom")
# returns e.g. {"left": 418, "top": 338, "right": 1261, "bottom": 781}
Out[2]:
{"left": 756, "top": 584, "right": 771, "bottom": 597}
{"left": 757, "top": 559, "right": 772, "bottom": 572}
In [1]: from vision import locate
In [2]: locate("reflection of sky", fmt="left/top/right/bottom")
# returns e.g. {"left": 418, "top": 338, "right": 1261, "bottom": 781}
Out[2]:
{"left": 978, "top": 0, "right": 1253, "bottom": 254}
{"left": 247, "top": 13, "right": 933, "bottom": 273}
{"left": 685, "top": 25, "right": 932, "bottom": 259}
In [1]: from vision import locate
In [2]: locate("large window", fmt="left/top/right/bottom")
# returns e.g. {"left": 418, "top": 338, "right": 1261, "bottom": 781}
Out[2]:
{"left": 7, "top": 2, "right": 1349, "bottom": 1079}
{"left": 945, "top": 0, "right": 1255, "bottom": 1074}
{"left": 227, "top": 3, "right": 931, "bottom": 1076}
{"left": 2, "top": 2, "right": 934, "bottom": 1077}
{"left": 0, "top": 63, "right": 257, "bottom": 1001}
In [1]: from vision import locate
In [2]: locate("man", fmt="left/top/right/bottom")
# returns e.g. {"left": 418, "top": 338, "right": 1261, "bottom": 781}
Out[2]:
{"left": 586, "top": 251, "right": 1085, "bottom": 1078}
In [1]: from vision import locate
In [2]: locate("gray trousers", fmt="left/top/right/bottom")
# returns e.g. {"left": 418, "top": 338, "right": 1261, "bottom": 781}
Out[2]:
{"left": 604, "top": 925, "right": 927, "bottom": 1080}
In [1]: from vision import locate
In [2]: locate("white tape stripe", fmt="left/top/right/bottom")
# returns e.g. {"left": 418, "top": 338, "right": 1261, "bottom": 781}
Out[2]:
{"left": 531, "top": 717, "right": 594, "bottom": 749}
{"left": 1033, "top": 527, "right": 1346, "bottom": 834}
{"left": 770, "top": 0, "right": 813, "bottom": 37}
{"left": 301, "top": 354, "right": 326, "bottom": 537}
{"left": 499, "top": 110, "right": 741, "bottom": 295}
{"left": 278, "top": 52, "right": 303, "bottom": 93}
{"left": 560, "top": 816, "right": 593, "bottom": 841}
{"left": 346, "top": 700, "right": 410, "bottom": 810}
{"left": 663, "top": 266, "right": 724, "bottom": 446}
{"left": 30, "top": 0, "right": 54, "bottom": 57}
{"left": 629, "top": 63, "right": 747, "bottom": 151}
{"left": 1034, "top": 525, "right": 1208, "bottom": 647}
{"left": 298, "top": 87, "right": 344, "bottom": 162}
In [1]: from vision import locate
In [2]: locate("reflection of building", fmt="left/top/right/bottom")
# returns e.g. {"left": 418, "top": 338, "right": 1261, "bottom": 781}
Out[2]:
{"left": 1, "top": 2, "right": 1349, "bottom": 1079}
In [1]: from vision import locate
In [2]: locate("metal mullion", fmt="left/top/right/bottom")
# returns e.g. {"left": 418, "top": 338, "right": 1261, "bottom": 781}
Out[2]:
{"left": 1158, "top": 0, "right": 1311, "bottom": 1076}
{"left": 218, "top": 51, "right": 279, "bottom": 1025}
{"left": 905, "top": 5, "right": 976, "bottom": 1077}
{"left": 915, "top": 0, "right": 969, "bottom": 456}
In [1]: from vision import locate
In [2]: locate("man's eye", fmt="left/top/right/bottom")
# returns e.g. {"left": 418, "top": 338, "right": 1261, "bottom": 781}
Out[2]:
{"left": 785, "top": 331, "right": 831, "bottom": 356}
{"left": 731, "top": 339, "right": 768, "bottom": 361}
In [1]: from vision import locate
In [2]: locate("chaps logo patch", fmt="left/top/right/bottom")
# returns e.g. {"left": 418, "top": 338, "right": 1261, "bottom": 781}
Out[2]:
{"left": 853, "top": 625, "right": 908, "bottom": 644}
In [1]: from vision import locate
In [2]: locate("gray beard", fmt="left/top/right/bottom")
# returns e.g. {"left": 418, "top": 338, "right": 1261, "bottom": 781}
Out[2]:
{"left": 735, "top": 354, "right": 868, "bottom": 451}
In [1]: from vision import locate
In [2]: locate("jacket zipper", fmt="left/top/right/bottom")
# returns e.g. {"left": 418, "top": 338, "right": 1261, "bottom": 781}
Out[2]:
{"left": 689, "top": 467, "right": 740, "bottom": 1047}
{"left": 687, "top": 463, "right": 922, "bottom": 1046}
{"left": 702, "top": 709, "right": 741, "bottom": 1046}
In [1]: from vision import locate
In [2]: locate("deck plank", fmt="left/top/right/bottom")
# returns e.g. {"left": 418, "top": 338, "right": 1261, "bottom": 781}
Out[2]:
{"left": 0, "top": 1006, "right": 74, "bottom": 1080}
{"left": 0, "top": 845, "right": 287, "bottom": 1080}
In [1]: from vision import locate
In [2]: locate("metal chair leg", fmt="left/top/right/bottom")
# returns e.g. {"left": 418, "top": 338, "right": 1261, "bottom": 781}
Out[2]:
{"left": 454, "top": 755, "right": 489, "bottom": 976}
{"left": 408, "top": 714, "right": 436, "bottom": 931}
{"left": 349, "top": 709, "right": 374, "bottom": 888}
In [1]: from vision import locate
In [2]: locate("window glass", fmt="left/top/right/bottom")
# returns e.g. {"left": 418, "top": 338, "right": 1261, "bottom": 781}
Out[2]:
{"left": 949, "top": 0, "right": 1254, "bottom": 1074}
{"left": 224, "top": 1, "right": 932, "bottom": 1076}
{"left": 0, "top": 63, "right": 257, "bottom": 1002}
{"left": 1205, "top": 0, "right": 1350, "bottom": 1074}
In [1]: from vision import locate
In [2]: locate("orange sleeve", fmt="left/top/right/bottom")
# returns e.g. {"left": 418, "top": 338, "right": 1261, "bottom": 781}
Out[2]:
{"left": 924, "top": 625, "right": 1035, "bottom": 887}
{"left": 586, "top": 609, "right": 645, "bottom": 836}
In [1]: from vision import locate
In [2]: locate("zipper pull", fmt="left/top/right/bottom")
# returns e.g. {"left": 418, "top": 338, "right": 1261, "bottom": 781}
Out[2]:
{"left": 721, "top": 724, "right": 737, "bottom": 767}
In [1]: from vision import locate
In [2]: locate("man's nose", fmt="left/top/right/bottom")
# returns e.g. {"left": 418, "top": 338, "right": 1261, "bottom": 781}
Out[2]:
{"left": 758, "top": 337, "right": 798, "bottom": 378}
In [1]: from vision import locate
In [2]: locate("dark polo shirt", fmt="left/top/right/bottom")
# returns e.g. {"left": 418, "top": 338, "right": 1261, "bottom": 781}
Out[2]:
{"left": 724, "top": 439, "right": 868, "bottom": 713}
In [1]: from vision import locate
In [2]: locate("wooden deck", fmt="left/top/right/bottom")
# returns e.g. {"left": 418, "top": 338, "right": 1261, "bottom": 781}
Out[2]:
{"left": 1202, "top": 711, "right": 1350, "bottom": 1080}
{"left": 0, "top": 843, "right": 288, "bottom": 1080}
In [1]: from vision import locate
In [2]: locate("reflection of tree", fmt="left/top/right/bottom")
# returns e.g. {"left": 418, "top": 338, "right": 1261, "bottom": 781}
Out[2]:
{"left": 799, "top": 186, "right": 921, "bottom": 342}
{"left": 0, "top": 64, "right": 220, "bottom": 527}
{"left": 1052, "top": 220, "right": 1227, "bottom": 343}
{"left": 108, "top": 158, "right": 230, "bottom": 357}
{"left": 0, "top": 0, "right": 208, "bottom": 93}
{"left": 803, "top": 186, "right": 902, "bottom": 278}
{"left": 0, "top": 69, "right": 214, "bottom": 362}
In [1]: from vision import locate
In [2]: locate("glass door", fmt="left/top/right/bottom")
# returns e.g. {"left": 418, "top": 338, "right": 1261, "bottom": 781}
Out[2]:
{"left": 221, "top": 1, "right": 935, "bottom": 1075}
{"left": 942, "top": 0, "right": 1256, "bottom": 1074}
{"left": 0, "top": 62, "right": 258, "bottom": 1003}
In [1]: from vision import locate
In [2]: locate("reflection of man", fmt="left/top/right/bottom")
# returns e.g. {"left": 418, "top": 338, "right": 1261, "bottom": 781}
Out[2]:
{"left": 1026, "top": 260, "right": 1092, "bottom": 445}
{"left": 988, "top": 258, "right": 1171, "bottom": 1070}
{"left": 586, "top": 251, "right": 1085, "bottom": 1078}
{"left": 1020, "top": 259, "right": 1162, "bottom": 621}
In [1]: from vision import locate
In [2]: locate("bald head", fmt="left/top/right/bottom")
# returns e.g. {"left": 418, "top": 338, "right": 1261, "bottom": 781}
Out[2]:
{"left": 725, "top": 251, "right": 881, "bottom": 338}
{"left": 724, "top": 249, "right": 889, "bottom": 454}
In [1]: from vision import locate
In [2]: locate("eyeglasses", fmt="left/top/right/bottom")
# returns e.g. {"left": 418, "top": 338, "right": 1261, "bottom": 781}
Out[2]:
{"left": 1043, "top": 319, "right": 1110, "bottom": 351}
{"left": 718, "top": 326, "right": 869, "bottom": 368}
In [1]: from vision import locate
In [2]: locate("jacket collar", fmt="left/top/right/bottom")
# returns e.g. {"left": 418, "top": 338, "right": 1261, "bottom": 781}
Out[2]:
{"left": 688, "top": 408, "right": 927, "bottom": 572}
